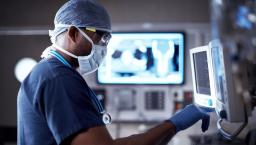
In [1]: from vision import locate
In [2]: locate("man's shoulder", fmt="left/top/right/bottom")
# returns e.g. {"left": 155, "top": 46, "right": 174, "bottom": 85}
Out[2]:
{"left": 27, "top": 58, "right": 80, "bottom": 84}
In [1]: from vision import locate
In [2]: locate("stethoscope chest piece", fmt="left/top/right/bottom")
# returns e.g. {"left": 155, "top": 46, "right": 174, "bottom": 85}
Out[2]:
{"left": 102, "top": 112, "right": 112, "bottom": 125}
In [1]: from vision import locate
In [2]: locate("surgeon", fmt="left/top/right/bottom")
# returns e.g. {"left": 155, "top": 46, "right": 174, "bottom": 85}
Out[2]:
{"left": 17, "top": 0, "right": 210, "bottom": 145}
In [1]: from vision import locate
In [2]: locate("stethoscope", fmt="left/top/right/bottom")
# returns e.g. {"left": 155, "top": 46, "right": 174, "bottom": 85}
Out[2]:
{"left": 48, "top": 50, "right": 112, "bottom": 125}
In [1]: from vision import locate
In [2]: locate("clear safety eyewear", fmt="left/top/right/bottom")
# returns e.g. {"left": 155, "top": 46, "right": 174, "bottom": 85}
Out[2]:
{"left": 84, "top": 27, "right": 112, "bottom": 46}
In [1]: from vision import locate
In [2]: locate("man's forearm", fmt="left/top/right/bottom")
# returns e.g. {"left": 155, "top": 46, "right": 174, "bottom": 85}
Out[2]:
{"left": 69, "top": 104, "right": 209, "bottom": 145}
{"left": 113, "top": 122, "right": 176, "bottom": 145}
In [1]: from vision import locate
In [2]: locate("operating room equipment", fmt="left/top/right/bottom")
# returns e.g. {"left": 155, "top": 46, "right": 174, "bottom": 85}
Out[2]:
{"left": 210, "top": 0, "right": 256, "bottom": 140}
{"left": 190, "top": 0, "right": 256, "bottom": 140}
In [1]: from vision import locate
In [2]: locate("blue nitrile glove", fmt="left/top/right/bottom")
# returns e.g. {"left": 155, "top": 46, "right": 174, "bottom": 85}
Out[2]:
{"left": 169, "top": 104, "right": 210, "bottom": 132}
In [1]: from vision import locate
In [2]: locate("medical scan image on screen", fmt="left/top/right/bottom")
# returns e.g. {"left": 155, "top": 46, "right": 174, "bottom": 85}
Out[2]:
{"left": 97, "top": 32, "right": 184, "bottom": 84}
{"left": 193, "top": 51, "right": 211, "bottom": 95}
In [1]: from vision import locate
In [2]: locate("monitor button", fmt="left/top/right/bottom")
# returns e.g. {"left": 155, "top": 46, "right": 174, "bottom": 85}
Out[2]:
{"left": 208, "top": 99, "right": 213, "bottom": 106}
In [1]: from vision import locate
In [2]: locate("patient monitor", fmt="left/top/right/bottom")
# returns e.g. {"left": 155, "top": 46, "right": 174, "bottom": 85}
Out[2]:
{"left": 190, "top": 0, "right": 256, "bottom": 140}
{"left": 190, "top": 39, "right": 255, "bottom": 139}
{"left": 209, "top": 40, "right": 246, "bottom": 123}
{"left": 208, "top": 0, "right": 256, "bottom": 140}
{"left": 190, "top": 46, "right": 216, "bottom": 109}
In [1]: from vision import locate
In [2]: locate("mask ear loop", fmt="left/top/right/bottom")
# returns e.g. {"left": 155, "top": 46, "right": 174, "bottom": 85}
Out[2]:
{"left": 52, "top": 43, "right": 78, "bottom": 59}
{"left": 75, "top": 27, "right": 96, "bottom": 59}
{"left": 76, "top": 27, "right": 94, "bottom": 44}
{"left": 49, "top": 26, "right": 96, "bottom": 59}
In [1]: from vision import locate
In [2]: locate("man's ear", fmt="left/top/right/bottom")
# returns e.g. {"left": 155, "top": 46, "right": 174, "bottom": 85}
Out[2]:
{"left": 67, "top": 26, "right": 79, "bottom": 43}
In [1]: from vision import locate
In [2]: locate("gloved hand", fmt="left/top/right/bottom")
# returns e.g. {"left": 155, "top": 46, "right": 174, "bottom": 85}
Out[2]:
{"left": 169, "top": 104, "right": 210, "bottom": 132}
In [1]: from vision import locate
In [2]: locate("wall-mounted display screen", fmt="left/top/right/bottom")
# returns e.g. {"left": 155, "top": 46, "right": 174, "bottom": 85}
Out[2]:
{"left": 97, "top": 32, "right": 185, "bottom": 85}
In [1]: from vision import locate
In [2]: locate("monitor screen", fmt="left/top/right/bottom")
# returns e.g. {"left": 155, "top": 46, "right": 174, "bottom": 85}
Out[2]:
{"left": 193, "top": 51, "right": 211, "bottom": 95}
{"left": 97, "top": 32, "right": 185, "bottom": 85}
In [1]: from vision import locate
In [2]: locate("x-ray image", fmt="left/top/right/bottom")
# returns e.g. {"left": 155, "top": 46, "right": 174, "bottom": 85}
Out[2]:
{"left": 97, "top": 32, "right": 185, "bottom": 85}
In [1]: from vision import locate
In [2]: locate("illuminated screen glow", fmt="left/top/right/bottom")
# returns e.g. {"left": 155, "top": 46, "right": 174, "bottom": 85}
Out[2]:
{"left": 97, "top": 32, "right": 185, "bottom": 84}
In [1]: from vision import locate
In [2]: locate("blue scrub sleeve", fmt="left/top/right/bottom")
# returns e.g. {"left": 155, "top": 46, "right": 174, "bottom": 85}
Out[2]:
{"left": 39, "top": 74, "right": 104, "bottom": 144}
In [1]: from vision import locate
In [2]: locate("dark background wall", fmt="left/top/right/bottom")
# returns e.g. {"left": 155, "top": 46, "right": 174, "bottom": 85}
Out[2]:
{"left": 0, "top": 1, "right": 66, "bottom": 27}
{"left": 0, "top": 0, "right": 210, "bottom": 126}
{"left": 100, "top": 0, "right": 210, "bottom": 24}
{"left": 0, "top": 0, "right": 210, "bottom": 28}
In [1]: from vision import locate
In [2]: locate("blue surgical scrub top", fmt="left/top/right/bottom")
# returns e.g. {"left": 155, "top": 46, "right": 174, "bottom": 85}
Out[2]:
{"left": 17, "top": 57, "right": 105, "bottom": 145}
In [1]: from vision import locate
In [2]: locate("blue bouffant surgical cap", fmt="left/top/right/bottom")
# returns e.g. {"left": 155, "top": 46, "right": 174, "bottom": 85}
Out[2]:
{"left": 49, "top": 0, "right": 111, "bottom": 42}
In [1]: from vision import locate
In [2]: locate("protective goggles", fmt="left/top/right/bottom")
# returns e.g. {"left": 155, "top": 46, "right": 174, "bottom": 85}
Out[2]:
{"left": 84, "top": 27, "right": 112, "bottom": 46}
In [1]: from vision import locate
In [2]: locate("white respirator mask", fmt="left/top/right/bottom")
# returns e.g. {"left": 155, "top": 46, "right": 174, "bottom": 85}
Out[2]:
{"left": 50, "top": 26, "right": 107, "bottom": 76}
